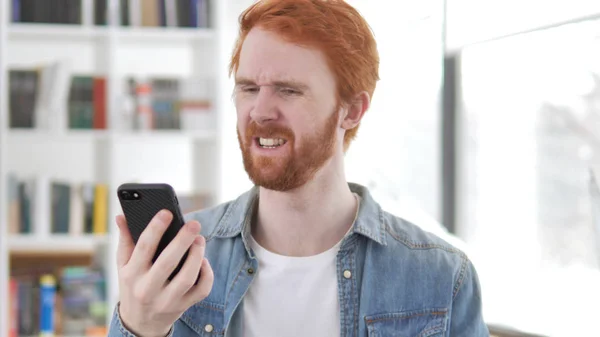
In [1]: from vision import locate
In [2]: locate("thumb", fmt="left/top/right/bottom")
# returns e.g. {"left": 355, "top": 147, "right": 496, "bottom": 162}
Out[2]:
{"left": 116, "top": 214, "right": 135, "bottom": 268}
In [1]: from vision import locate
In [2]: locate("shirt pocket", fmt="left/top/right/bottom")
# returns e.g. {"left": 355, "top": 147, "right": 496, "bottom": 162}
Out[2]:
{"left": 365, "top": 308, "right": 448, "bottom": 337}
{"left": 179, "top": 300, "right": 226, "bottom": 336}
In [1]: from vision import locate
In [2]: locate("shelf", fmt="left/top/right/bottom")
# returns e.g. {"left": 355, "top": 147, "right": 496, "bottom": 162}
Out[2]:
{"left": 113, "top": 129, "right": 218, "bottom": 141}
{"left": 8, "top": 234, "right": 109, "bottom": 255}
{"left": 7, "top": 129, "right": 111, "bottom": 142}
{"left": 117, "top": 27, "right": 215, "bottom": 43}
{"left": 7, "top": 129, "right": 217, "bottom": 142}
{"left": 8, "top": 23, "right": 214, "bottom": 43}
{"left": 8, "top": 23, "right": 108, "bottom": 40}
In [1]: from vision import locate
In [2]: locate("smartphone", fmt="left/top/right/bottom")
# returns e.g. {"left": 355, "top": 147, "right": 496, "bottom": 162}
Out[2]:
{"left": 117, "top": 183, "right": 188, "bottom": 281}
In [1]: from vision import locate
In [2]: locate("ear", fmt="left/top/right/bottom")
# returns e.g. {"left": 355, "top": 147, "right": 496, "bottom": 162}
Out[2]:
{"left": 341, "top": 91, "right": 370, "bottom": 130}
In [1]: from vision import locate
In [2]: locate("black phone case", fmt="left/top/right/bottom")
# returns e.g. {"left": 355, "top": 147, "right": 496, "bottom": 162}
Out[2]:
{"left": 117, "top": 183, "right": 188, "bottom": 281}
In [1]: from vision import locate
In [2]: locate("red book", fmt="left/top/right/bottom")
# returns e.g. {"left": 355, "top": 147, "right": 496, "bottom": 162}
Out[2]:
{"left": 93, "top": 77, "right": 107, "bottom": 129}
{"left": 8, "top": 279, "right": 18, "bottom": 337}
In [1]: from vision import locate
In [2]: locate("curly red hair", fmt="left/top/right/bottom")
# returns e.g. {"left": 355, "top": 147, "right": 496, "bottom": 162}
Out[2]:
{"left": 229, "top": 0, "right": 380, "bottom": 150}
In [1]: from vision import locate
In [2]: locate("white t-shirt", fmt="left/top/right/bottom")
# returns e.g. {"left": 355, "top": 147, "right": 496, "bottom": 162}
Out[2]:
{"left": 242, "top": 234, "right": 342, "bottom": 336}
{"left": 242, "top": 194, "right": 360, "bottom": 337}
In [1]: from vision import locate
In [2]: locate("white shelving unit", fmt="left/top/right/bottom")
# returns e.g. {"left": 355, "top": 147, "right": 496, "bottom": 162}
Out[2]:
{"left": 0, "top": 0, "right": 255, "bottom": 334}
{"left": 0, "top": 0, "right": 10, "bottom": 334}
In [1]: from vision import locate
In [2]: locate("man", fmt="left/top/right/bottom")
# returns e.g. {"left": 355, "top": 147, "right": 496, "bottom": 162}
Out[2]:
{"left": 109, "top": 0, "right": 489, "bottom": 336}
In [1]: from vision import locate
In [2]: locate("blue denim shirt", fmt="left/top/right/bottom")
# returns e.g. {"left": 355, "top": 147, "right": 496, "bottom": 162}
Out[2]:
{"left": 109, "top": 183, "right": 489, "bottom": 336}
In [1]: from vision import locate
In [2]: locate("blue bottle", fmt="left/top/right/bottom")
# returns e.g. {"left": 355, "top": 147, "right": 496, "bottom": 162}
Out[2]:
{"left": 39, "top": 274, "right": 56, "bottom": 337}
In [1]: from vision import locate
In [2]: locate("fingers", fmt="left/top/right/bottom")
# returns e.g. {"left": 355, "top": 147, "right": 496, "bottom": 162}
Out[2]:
{"left": 165, "top": 235, "right": 206, "bottom": 297}
{"left": 147, "top": 220, "right": 202, "bottom": 287}
{"left": 128, "top": 209, "right": 172, "bottom": 270}
{"left": 116, "top": 214, "right": 135, "bottom": 268}
{"left": 184, "top": 258, "right": 214, "bottom": 305}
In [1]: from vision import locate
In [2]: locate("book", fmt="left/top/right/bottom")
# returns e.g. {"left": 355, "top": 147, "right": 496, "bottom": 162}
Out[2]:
{"left": 133, "top": 78, "right": 153, "bottom": 130}
{"left": 51, "top": 182, "right": 71, "bottom": 234}
{"left": 69, "top": 183, "right": 84, "bottom": 236}
{"left": 68, "top": 75, "right": 95, "bottom": 129}
{"left": 198, "top": 0, "right": 210, "bottom": 28}
{"left": 128, "top": 0, "right": 141, "bottom": 26}
{"left": 17, "top": 277, "right": 37, "bottom": 335}
{"left": 47, "top": 61, "right": 73, "bottom": 131}
{"left": 8, "top": 173, "right": 21, "bottom": 234}
{"left": 120, "top": 0, "right": 130, "bottom": 26}
{"left": 94, "top": 0, "right": 107, "bottom": 25}
{"left": 140, "top": 0, "right": 159, "bottom": 27}
{"left": 9, "top": 279, "right": 18, "bottom": 337}
{"left": 165, "top": 0, "right": 178, "bottom": 27}
{"left": 33, "top": 63, "right": 57, "bottom": 129}
{"left": 9, "top": 69, "right": 39, "bottom": 128}
{"left": 82, "top": 183, "right": 95, "bottom": 234}
{"left": 11, "top": 0, "right": 20, "bottom": 23}
{"left": 93, "top": 184, "right": 108, "bottom": 234}
{"left": 33, "top": 175, "right": 51, "bottom": 237}
{"left": 93, "top": 77, "right": 107, "bottom": 129}
{"left": 18, "top": 180, "right": 33, "bottom": 234}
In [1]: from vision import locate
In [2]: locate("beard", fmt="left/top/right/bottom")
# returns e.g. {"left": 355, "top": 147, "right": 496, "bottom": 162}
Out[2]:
{"left": 237, "top": 108, "right": 339, "bottom": 191}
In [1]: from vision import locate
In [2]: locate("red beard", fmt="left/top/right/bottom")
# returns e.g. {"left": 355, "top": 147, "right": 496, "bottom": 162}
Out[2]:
{"left": 237, "top": 109, "right": 339, "bottom": 191}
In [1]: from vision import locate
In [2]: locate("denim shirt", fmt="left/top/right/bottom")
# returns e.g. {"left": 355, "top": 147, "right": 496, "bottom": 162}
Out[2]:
{"left": 109, "top": 183, "right": 489, "bottom": 337}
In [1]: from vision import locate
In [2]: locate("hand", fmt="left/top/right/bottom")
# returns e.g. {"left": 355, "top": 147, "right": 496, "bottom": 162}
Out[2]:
{"left": 115, "top": 210, "right": 215, "bottom": 337}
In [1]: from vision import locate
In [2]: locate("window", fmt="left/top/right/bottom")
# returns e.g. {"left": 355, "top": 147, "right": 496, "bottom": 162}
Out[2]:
{"left": 458, "top": 18, "right": 600, "bottom": 336}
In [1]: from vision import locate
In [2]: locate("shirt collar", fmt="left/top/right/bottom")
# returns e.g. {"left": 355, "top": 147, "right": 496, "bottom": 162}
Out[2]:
{"left": 211, "top": 182, "right": 387, "bottom": 246}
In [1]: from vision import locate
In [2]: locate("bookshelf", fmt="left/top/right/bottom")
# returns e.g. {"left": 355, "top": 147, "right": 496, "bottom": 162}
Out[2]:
{"left": 0, "top": 0, "right": 252, "bottom": 336}
{"left": 1, "top": 0, "right": 10, "bottom": 336}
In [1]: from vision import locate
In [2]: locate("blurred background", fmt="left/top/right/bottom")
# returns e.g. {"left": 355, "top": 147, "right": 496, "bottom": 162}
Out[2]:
{"left": 1, "top": 0, "right": 600, "bottom": 336}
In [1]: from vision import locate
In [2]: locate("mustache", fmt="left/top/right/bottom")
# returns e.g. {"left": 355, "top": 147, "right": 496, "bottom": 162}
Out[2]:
{"left": 246, "top": 121, "right": 294, "bottom": 140}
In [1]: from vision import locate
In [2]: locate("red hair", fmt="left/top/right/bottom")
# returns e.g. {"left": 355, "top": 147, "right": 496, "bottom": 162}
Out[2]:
{"left": 229, "top": 0, "right": 380, "bottom": 150}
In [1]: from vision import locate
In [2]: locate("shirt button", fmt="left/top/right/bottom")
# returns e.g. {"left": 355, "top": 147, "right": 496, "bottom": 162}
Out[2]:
{"left": 204, "top": 324, "right": 214, "bottom": 332}
{"left": 343, "top": 270, "right": 352, "bottom": 279}
{"left": 247, "top": 268, "right": 255, "bottom": 275}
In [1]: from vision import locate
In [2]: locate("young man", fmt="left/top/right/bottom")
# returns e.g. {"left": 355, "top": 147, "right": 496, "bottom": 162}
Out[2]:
{"left": 109, "top": 1, "right": 489, "bottom": 336}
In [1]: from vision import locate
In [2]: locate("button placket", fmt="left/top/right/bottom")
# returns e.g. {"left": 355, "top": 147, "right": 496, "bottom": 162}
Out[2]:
{"left": 338, "top": 247, "right": 357, "bottom": 337}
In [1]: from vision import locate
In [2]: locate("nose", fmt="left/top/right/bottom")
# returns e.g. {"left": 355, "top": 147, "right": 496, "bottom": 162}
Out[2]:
{"left": 250, "top": 87, "right": 279, "bottom": 124}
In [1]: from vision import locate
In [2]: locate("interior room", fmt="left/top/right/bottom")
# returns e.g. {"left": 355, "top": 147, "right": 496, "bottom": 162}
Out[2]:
{"left": 1, "top": 0, "right": 599, "bottom": 336}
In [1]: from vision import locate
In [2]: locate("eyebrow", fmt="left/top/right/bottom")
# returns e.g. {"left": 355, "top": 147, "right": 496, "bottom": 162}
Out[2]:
{"left": 235, "top": 77, "right": 309, "bottom": 91}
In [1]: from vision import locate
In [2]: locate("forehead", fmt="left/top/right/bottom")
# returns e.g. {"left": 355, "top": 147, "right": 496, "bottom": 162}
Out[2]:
{"left": 236, "top": 27, "right": 335, "bottom": 87}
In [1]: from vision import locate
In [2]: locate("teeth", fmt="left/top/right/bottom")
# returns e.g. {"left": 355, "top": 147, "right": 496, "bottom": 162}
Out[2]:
{"left": 259, "top": 138, "right": 286, "bottom": 147}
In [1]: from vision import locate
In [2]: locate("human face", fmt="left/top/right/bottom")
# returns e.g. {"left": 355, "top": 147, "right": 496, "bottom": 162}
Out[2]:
{"left": 234, "top": 27, "right": 341, "bottom": 191}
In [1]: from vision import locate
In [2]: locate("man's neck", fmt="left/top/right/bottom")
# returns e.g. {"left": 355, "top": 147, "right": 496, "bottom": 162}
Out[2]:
{"left": 252, "top": 161, "right": 358, "bottom": 257}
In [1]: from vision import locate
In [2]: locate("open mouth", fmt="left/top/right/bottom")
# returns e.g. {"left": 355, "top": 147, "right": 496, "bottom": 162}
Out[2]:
{"left": 256, "top": 137, "right": 288, "bottom": 149}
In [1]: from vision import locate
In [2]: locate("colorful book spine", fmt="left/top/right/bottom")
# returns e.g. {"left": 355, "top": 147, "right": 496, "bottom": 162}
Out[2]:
{"left": 93, "top": 184, "right": 108, "bottom": 234}
{"left": 12, "top": 0, "right": 21, "bottom": 23}
{"left": 39, "top": 274, "right": 56, "bottom": 337}
{"left": 135, "top": 80, "right": 153, "bottom": 130}
{"left": 9, "top": 279, "right": 18, "bottom": 337}
{"left": 93, "top": 77, "right": 107, "bottom": 129}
